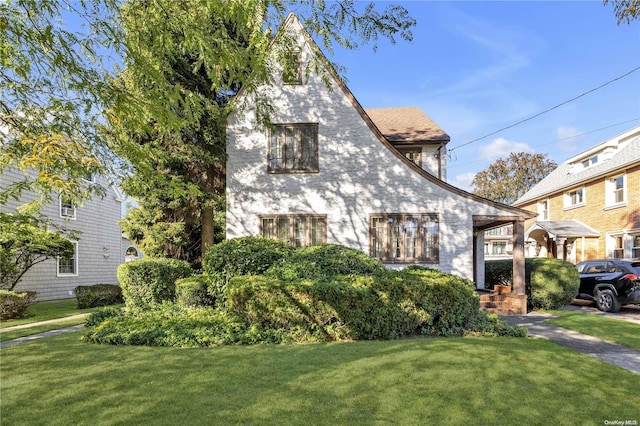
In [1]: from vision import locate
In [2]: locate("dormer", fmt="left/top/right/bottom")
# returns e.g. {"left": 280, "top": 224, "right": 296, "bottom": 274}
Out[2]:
{"left": 567, "top": 127, "right": 639, "bottom": 175}
{"left": 365, "top": 107, "right": 450, "bottom": 180}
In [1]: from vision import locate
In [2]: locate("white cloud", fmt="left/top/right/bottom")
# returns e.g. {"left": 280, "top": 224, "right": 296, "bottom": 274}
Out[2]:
{"left": 477, "top": 137, "right": 534, "bottom": 161}
{"left": 452, "top": 172, "right": 476, "bottom": 191}
{"left": 555, "top": 126, "right": 582, "bottom": 152}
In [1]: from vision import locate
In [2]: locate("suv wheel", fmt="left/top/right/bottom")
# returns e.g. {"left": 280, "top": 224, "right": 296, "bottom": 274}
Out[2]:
{"left": 596, "top": 289, "right": 621, "bottom": 313}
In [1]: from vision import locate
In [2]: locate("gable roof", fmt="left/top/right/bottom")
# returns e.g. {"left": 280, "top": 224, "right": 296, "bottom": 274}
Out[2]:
{"left": 514, "top": 126, "right": 640, "bottom": 206}
{"left": 233, "top": 13, "right": 535, "bottom": 221}
{"left": 526, "top": 220, "right": 600, "bottom": 239}
{"left": 365, "top": 107, "right": 450, "bottom": 144}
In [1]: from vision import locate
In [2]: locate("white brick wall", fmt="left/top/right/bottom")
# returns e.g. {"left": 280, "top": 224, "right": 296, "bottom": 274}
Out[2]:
{"left": 226, "top": 17, "right": 516, "bottom": 281}
{"left": 1, "top": 168, "right": 122, "bottom": 301}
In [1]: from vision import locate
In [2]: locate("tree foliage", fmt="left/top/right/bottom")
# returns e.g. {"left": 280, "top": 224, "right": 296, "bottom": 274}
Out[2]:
{"left": 0, "top": 0, "right": 118, "bottom": 204}
{"left": 108, "top": 0, "right": 416, "bottom": 265}
{"left": 471, "top": 152, "right": 557, "bottom": 205}
{"left": 0, "top": 213, "right": 75, "bottom": 291}
{"left": 604, "top": 0, "right": 640, "bottom": 24}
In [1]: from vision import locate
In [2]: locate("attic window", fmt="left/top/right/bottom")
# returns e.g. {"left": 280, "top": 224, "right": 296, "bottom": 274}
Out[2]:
{"left": 581, "top": 155, "right": 598, "bottom": 169}
{"left": 398, "top": 148, "right": 422, "bottom": 167}
{"left": 282, "top": 50, "right": 301, "bottom": 84}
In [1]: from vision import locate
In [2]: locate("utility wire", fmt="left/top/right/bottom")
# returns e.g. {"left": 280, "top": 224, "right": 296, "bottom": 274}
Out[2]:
{"left": 448, "top": 117, "right": 640, "bottom": 167}
{"left": 448, "top": 66, "right": 640, "bottom": 153}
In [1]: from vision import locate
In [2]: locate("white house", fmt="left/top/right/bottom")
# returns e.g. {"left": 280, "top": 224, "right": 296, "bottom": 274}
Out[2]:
{"left": 1, "top": 168, "right": 123, "bottom": 301}
{"left": 225, "top": 14, "right": 535, "bottom": 306}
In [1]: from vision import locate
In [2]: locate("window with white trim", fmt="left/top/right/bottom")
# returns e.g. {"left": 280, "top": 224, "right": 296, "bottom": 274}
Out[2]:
{"left": 60, "top": 198, "right": 76, "bottom": 219}
{"left": 564, "top": 187, "right": 584, "bottom": 208}
{"left": 57, "top": 241, "right": 78, "bottom": 276}
{"left": 370, "top": 213, "right": 439, "bottom": 263}
{"left": 267, "top": 124, "right": 319, "bottom": 172}
{"left": 613, "top": 235, "right": 624, "bottom": 259}
{"left": 537, "top": 200, "right": 549, "bottom": 221}
{"left": 260, "top": 215, "right": 326, "bottom": 247}
{"left": 606, "top": 174, "right": 626, "bottom": 207}
{"left": 632, "top": 235, "right": 640, "bottom": 259}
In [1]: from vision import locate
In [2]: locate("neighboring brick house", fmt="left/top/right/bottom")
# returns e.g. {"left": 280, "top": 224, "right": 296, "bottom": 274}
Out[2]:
{"left": 226, "top": 13, "right": 535, "bottom": 302}
{"left": 513, "top": 126, "right": 640, "bottom": 263}
{"left": 1, "top": 168, "right": 124, "bottom": 301}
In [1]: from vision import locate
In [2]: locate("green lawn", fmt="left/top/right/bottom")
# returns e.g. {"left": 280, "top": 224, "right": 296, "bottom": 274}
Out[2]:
{"left": 0, "top": 299, "right": 112, "bottom": 328}
{"left": 545, "top": 309, "right": 640, "bottom": 350}
{"left": 1, "top": 332, "right": 639, "bottom": 425}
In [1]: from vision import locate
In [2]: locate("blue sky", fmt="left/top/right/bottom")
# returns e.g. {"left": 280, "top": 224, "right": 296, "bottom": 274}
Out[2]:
{"left": 325, "top": 1, "right": 640, "bottom": 191}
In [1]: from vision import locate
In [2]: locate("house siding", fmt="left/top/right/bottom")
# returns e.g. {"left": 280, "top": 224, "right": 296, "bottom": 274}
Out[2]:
{"left": 226, "top": 18, "right": 525, "bottom": 282}
{"left": 1, "top": 167, "right": 122, "bottom": 301}
{"left": 518, "top": 163, "right": 640, "bottom": 261}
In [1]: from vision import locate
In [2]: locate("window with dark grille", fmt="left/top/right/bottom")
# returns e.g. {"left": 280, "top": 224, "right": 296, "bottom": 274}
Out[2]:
{"left": 268, "top": 124, "right": 318, "bottom": 172}
{"left": 260, "top": 215, "right": 326, "bottom": 247}
{"left": 369, "top": 214, "right": 439, "bottom": 263}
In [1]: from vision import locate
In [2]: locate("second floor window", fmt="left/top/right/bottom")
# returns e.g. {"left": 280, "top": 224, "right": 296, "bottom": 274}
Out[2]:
{"left": 538, "top": 200, "right": 549, "bottom": 221}
{"left": 60, "top": 198, "right": 76, "bottom": 219}
{"left": 268, "top": 124, "right": 319, "bottom": 173}
{"left": 282, "top": 50, "right": 302, "bottom": 84}
{"left": 566, "top": 188, "right": 584, "bottom": 208}
{"left": 606, "top": 174, "right": 626, "bottom": 206}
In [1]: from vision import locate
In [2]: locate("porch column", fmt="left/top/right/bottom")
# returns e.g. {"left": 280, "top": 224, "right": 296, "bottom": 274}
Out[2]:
{"left": 475, "top": 231, "right": 485, "bottom": 289}
{"left": 556, "top": 237, "right": 566, "bottom": 261}
{"left": 512, "top": 219, "right": 525, "bottom": 296}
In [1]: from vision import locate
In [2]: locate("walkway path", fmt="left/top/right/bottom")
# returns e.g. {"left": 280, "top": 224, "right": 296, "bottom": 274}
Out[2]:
{"left": 503, "top": 312, "right": 640, "bottom": 375}
{"left": 0, "top": 313, "right": 89, "bottom": 348}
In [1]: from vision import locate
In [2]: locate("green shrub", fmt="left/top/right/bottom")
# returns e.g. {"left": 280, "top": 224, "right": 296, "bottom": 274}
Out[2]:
{"left": 484, "top": 258, "right": 580, "bottom": 310}
{"left": 75, "top": 284, "right": 123, "bottom": 309}
{"left": 0, "top": 290, "right": 37, "bottom": 320}
{"left": 530, "top": 258, "right": 580, "bottom": 310}
{"left": 227, "top": 268, "right": 488, "bottom": 341}
{"left": 82, "top": 303, "right": 250, "bottom": 347}
{"left": 117, "top": 258, "right": 194, "bottom": 308}
{"left": 85, "top": 306, "right": 124, "bottom": 327}
{"left": 266, "top": 244, "right": 385, "bottom": 280}
{"left": 175, "top": 275, "right": 214, "bottom": 307}
{"left": 202, "top": 237, "right": 294, "bottom": 303}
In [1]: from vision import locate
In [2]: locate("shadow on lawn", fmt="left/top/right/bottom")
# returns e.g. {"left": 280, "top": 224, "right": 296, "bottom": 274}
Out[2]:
{"left": 2, "top": 333, "right": 640, "bottom": 425}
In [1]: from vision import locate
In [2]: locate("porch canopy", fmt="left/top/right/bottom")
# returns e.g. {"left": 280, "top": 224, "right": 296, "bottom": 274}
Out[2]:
{"left": 525, "top": 220, "right": 599, "bottom": 261}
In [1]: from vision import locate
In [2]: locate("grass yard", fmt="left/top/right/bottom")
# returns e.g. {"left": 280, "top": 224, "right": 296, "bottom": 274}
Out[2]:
{"left": 1, "top": 331, "right": 639, "bottom": 425}
{"left": 545, "top": 309, "right": 640, "bottom": 350}
{"left": 0, "top": 299, "right": 115, "bottom": 328}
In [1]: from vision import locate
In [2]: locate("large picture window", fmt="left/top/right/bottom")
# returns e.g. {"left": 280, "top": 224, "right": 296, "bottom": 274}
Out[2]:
{"left": 370, "top": 214, "right": 439, "bottom": 263}
{"left": 260, "top": 214, "right": 326, "bottom": 247}
{"left": 268, "top": 124, "right": 318, "bottom": 172}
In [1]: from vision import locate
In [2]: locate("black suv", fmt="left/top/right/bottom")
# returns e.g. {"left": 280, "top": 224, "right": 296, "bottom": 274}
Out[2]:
{"left": 576, "top": 259, "right": 640, "bottom": 312}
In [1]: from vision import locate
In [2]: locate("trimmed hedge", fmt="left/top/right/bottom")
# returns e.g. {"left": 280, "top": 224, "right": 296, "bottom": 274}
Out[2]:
{"left": 266, "top": 244, "right": 385, "bottom": 280}
{"left": 202, "top": 237, "right": 294, "bottom": 303}
{"left": 75, "top": 284, "right": 123, "bottom": 309}
{"left": 175, "top": 275, "right": 214, "bottom": 307}
{"left": 117, "top": 258, "right": 194, "bottom": 308}
{"left": 485, "top": 258, "right": 580, "bottom": 310}
{"left": 227, "top": 268, "right": 521, "bottom": 341}
{"left": 0, "top": 290, "right": 37, "bottom": 320}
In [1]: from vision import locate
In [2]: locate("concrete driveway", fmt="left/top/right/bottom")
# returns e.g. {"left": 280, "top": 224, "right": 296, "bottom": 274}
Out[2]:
{"left": 560, "top": 299, "right": 640, "bottom": 324}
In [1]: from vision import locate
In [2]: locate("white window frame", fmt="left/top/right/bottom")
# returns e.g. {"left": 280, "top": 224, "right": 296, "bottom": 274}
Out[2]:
{"left": 57, "top": 241, "right": 78, "bottom": 277}
{"left": 605, "top": 173, "right": 626, "bottom": 208}
{"left": 564, "top": 187, "right": 585, "bottom": 210}
{"left": 537, "top": 199, "right": 550, "bottom": 221}
{"left": 59, "top": 198, "right": 76, "bottom": 220}
{"left": 632, "top": 233, "right": 640, "bottom": 259}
